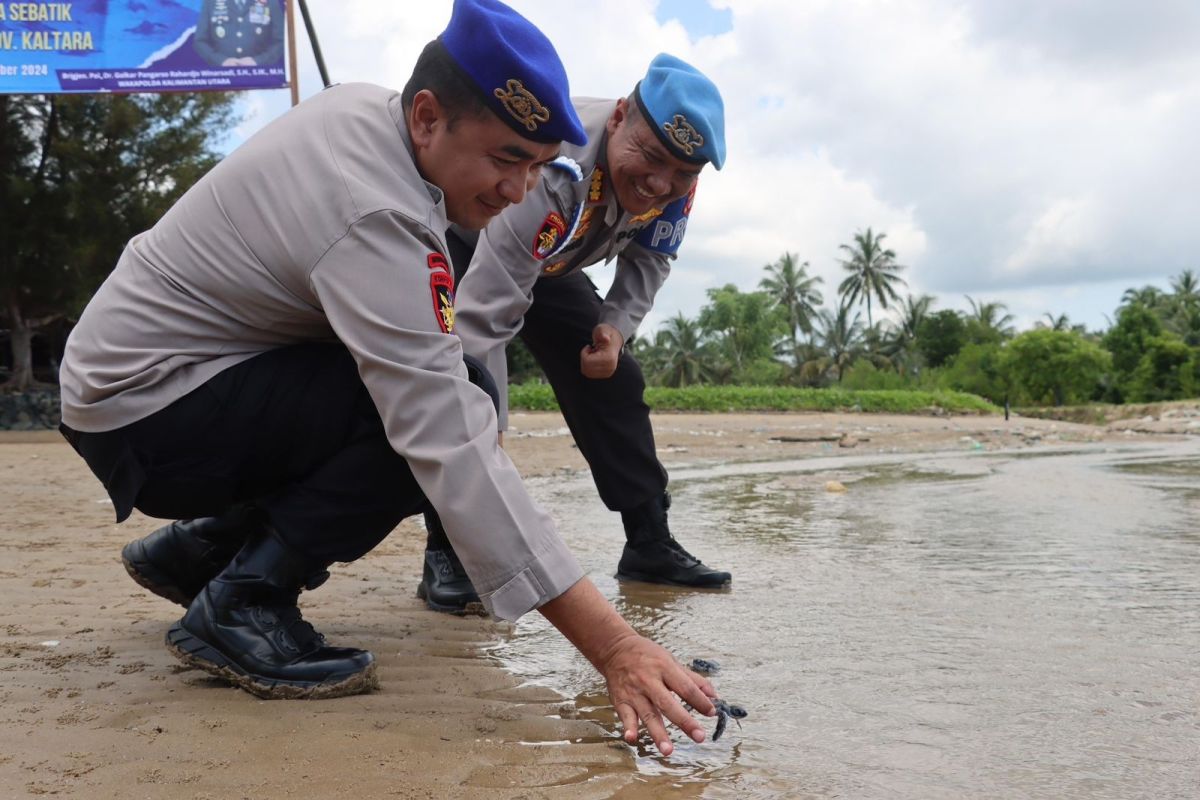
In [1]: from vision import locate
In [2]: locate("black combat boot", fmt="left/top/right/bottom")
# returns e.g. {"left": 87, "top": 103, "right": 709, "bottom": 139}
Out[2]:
{"left": 416, "top": 510, "right": 482, "bottom": 614}
{"left": 616, "top": 492, "right": 732, "bottom": 587}
{"left": 121, "top": 511, "right": 261, "bottom": 607}
{"left": 165, "top": 529, "right": 377, "bottom": 699}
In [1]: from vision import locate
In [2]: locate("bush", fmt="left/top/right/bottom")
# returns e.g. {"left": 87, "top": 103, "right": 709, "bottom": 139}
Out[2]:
{"left": 1001, "top": 329, "right": 1110, "bottom": 406}
{"left": 840, "top": 361, "right": 911, "bottom": 391}
{"left": 942, "top": 342, "right": 1008, "bottom": 404}
{"left": 507, "top": 381, "right": 997, "bottom": 414}
{"left": 1127, "top": 335, "right": 1198, "bottom": 402}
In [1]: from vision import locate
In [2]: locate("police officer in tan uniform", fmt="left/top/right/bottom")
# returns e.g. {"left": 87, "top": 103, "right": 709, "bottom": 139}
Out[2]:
{"left": 417, "top": 54, "right": 731, "bottom": 612}
{"left": 194, "top": 0, "right": 284, "bottom": 67}
{"left": 58, "top": 0, "right": 716, "bottom": 755}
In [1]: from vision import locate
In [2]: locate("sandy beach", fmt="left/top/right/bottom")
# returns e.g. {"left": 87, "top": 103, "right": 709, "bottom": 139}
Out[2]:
{"left": 0, "top": 410, "right": 1183, "bottom": 798}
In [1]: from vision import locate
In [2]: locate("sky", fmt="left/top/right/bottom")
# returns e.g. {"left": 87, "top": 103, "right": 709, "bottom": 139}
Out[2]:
{"left": 228, "top": 0, "right": 1200, "bottom": 336}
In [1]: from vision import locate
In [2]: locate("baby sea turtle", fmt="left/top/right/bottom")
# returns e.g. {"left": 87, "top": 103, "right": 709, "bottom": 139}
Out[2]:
{"left": 689, "top": 657, "right": 721, "bottom": 676}
{"left": 712, "top": 698, "right": 748, "bottom": 742}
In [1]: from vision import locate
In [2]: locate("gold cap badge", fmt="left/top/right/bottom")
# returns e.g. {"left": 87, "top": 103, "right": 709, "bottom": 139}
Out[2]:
{"left": 662, "top": 114, "right": 704, "bottom": 157}
{"left": 494, "top": 79, "right": 551, "bottom": 132}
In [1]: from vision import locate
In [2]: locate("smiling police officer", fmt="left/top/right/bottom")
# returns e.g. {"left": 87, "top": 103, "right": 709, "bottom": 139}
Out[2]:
{"left": 416, "top": 54, "right": 732, "bottom": 613}
{"left": 59, "top": 0, "right": 716, "bottom": 755}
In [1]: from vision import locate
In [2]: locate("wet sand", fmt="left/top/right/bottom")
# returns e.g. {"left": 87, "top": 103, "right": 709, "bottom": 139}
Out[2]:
{"left": 0, "top": 411, "right": 1180, "bottom": 798}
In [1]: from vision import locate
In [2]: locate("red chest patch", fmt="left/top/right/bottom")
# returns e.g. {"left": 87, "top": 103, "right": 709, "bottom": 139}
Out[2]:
{"left": 427, "top": 252, "right": 455, "bottom": 333}
{"left": 532, "top": 212, "right": 567, "bottom": 260}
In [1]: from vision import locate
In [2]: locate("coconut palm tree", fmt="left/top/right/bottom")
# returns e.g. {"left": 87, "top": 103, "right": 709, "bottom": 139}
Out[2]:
{"left": 759, "top": 252, "right": 823, "bottom": 364}
{"left": 655, "top": 313, "right": 713, "bottom": 387}
{"left": 1169, "top": 269, "right": 1200, "bottom": 304}
{"left": 1158, "top": 270, "right": 1200, "bottom": 345}
{"left": 814, "top": 304, "right": 865, "bottom": 382}
{"left": 879, "top": 293, "right": 934, "bottom": 372}
{"left": 837, "top": 228, "right": 907, "bottom": 328}
{"left": 965, "top": 295, "right": 1015, "bottom": 340}
{"left": 1120, "top": 285, "right": 1165, "bottom": 311}
{"left": 1041, "top": 312, "right": 1071, "bottom": 331}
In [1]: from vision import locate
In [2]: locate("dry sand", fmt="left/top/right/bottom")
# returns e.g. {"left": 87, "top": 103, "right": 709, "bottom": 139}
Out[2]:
{"left": 0, "top": 411, "right": 1182, "bottom": 798}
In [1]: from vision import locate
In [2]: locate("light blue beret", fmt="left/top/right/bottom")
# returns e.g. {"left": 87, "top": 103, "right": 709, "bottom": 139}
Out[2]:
{"left": 439, "top": 0, "right": 587, "bottom": 146}
{"left": 634, "top": 53, "right": 726, "bottom": 170}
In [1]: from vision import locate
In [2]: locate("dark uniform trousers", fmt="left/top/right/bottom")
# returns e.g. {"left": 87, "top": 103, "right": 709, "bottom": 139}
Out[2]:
{"left": 61, "top": 343, "right": 428, "bottom": 563}
{"left": 447, "top": 233, "right": 668, "bottom": 513}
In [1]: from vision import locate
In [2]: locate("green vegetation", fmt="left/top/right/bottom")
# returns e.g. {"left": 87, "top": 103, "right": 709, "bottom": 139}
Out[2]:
{"left": 4, "top": 93, "right": 1199, "bottom": 417}
{"left": 509, "top": 382, "right": 996, "bottom": 414}
{"left": 1, "top": 93, "right": 239, "bottom": 389}
{"left": 623, "top": 237, "right": 1200, "bottom": 410}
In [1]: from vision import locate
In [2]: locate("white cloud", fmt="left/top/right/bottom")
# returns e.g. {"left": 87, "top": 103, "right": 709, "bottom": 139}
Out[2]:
{"left": 231, "top": 0, "right": 1200, "bottom": 333}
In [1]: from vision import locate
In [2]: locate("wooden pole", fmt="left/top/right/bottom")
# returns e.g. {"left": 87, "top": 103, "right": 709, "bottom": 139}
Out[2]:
{"left": 287, "top": 0, "right": 299, "bottom": 106}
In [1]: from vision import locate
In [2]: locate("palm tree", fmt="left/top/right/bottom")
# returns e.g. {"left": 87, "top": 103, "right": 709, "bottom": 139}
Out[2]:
{"left": 1120, "top": 285, "right": 1165, "bottom": 310}
{"left": 655, "top": 313, "right": 713, "bottom": 387}
{"left": 879, "top": 293, "right": 934, "bottom": 372}
{"left": 759, "top": 252, "right": 823, "bottom": 364}
{"left": 837, "top": 228, "right": 907, "bottom": 328}
{"left": 1041, "top": 312, "right": 1071, "bottom": 331}
{"left": 814, "top": 304, "right": 865, "bottom": 382}
{"left": 1155, "top": 270, "right": 1200, "bottom": 345}
{"left": 966, "top": 295, "right": 1015, "bottom": 340}
{"left": 1169, "top": 269, "right": 1200, "bottom": 304}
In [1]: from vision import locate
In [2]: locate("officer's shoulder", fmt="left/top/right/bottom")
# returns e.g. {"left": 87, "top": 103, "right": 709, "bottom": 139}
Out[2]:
{"left": 544, "top": 155, "right": 584, "bottom": 184}
{"left": 520, "top": 156, "right": 581, "bottom": 219}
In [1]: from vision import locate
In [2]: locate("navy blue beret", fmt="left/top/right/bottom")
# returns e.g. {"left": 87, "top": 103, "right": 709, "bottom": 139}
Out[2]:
{"left": 634, "top": 53, "right": 726, "bottom": 170}
{"left": 439, "top": 0, "right": 587, "bottom": 146}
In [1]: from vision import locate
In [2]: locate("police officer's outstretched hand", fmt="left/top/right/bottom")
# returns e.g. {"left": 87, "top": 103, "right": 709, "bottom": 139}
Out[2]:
{"left": 539, "top": 578, "right": 717, "bottom": 755}
{"left": 580, "top": 323, "right": 624, "bottom": 379}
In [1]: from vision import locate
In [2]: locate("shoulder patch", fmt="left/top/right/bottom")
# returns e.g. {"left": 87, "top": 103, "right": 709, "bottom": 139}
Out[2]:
{"left": 532, "top": 212, "right": 567, "bottom": 260}
{"left": 427, "top": 252, "right": 455, "bottom": 333}
{"left": 546, "top": 155, "right": 584, "bottom": 181}
{"left": 633, "top": 184, "right": 697, "bottom": 255}
{"left": 542, "top": 260, "right": 569, "bottom": 276}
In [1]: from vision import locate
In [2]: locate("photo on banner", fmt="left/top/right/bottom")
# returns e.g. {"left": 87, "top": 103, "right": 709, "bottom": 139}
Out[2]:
{"left": 0, "top": 0, "right": 288, "bottom": 94}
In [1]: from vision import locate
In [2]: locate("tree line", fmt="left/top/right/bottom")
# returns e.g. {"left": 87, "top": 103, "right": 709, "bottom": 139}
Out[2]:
{"left": 625, "top": 231, "right": 1200, "bottom": 408}
{"left": 3, "top": 94, "right": 1196, "bottom": 409}
{"left": 0, "top": 92, "right": 237, "bottom": 390}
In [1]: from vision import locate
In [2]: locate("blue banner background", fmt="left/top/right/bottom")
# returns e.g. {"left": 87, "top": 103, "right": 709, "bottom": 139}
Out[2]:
{"left": 0, "top": 0, "right": 288, "bottom": 93}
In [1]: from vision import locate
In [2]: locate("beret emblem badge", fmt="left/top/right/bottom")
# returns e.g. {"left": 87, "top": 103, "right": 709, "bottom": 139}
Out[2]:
{"left": 662, "top": 114, "right": 704, "bottom": 156}
{"left": 494, "top": 79, "right": 551, "bottom": 132}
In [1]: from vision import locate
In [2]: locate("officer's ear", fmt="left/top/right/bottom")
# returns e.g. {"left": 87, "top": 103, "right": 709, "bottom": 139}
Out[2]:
{"left": 409, "top": 89, "right": 448, "bottom": 147}
{"left": 606, "top": 97, "right": 631, "bottom": 138}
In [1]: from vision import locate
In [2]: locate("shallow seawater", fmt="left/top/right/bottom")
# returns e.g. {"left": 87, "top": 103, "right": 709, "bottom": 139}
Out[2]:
{"left": 489, "top": 441, "right": 1200, "bottom": 799}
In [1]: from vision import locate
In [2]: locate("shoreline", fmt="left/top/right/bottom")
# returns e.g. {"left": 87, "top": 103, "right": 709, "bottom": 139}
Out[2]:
{"left": 0, "top": 411, "right": 1185, "bottom": 797}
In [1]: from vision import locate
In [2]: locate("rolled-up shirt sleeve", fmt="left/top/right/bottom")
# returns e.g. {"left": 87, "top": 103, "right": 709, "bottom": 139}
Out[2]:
{"left": 453, "top": 189, "right": 567, "bottom": 431}
{"left": 309, "top": 210, "right": 583, "bottom": 621}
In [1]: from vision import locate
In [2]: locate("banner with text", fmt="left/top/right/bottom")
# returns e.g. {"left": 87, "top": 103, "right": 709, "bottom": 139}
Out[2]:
{"left": 0, "top": 0, "right": 288, "bottom": 94}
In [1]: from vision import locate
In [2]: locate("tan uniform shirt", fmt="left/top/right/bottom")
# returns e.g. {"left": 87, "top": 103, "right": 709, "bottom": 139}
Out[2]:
{"left": 59, "top": 83, "right": 582, "bottom": 621}
{"left": 452, "top": 98, "right": 695, "bottom": 430}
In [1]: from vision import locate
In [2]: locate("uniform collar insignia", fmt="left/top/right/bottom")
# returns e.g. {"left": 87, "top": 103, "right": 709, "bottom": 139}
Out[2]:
{"left": 662, "top": 114, "right": 704, "bottom": 157}
{"left": 493, "top": 79, "right": 551, "bottom": 132}
{"left": 588, "top": 166, "right": 605, "bottom": 203}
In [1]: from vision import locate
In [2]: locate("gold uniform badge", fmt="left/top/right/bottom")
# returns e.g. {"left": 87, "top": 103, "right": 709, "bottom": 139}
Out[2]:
{"left": 663, "top": 114, "right": 704, "bottom": 157}
{"left": 494, "top": 79, "right": 551, "bottom": 132}
{"left": 588, "top": 167, "right": 605, "bottom": 203}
